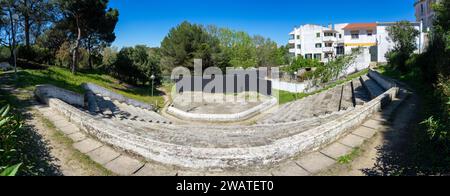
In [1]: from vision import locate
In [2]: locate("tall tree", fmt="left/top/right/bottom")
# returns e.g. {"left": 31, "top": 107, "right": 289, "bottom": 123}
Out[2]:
{"left": 56, "top": 0, "right": 118, "bottom": 73}
{"left": 17, "top": 0, "right": 56, "bottom": 47}
{"left": 160, "top": 21, "right": 225, "bottom": 74}
{"left": 386, "top": 21, "right": 420, "bottom": 72}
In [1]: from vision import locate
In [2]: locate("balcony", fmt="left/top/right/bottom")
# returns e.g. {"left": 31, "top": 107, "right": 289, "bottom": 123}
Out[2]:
{"left": 288, "top": 39, "right": 296, "bottom": 44}
{"left": 289, "top": 48, "right": 297, "bottom": 53}
{"left": 322, "top": 36, "right": 337, "bottom": 43}
{"left": 322, "top": 47, "right": 334, "bottom": 53}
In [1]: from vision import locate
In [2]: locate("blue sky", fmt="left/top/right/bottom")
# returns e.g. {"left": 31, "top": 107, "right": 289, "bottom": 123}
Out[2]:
{"left": 109, "top": 0, "right": 416, "bottom": 48}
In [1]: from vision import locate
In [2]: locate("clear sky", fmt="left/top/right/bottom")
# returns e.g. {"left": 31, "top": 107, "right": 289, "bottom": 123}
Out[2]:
{"left": 109, "top": 0, "right": 416, "bottom": 48}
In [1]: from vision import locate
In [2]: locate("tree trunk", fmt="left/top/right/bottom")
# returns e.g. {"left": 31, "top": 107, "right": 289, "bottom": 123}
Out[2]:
{"left": 24, "top": 0, "right": 30, "bottom": 47}
{"left": 87, "top": 36, "right": 93, "bottom": 70}
{"left": 72, "top": 27, "right": 81, "bottom": 74}
{"left": 71, "top": 17, "right": 81, "bottom": 74}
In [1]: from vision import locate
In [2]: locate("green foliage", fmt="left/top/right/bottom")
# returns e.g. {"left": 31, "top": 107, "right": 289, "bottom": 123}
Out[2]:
{"left": 0, "top": 163, "right": 21, "bottom": 176}
{"left": 338, "top": 148, "right": 361, "bottom": 164}
{"left": 207, "top": 25, "right": 289, "bottom": 68}
{"left": 0, "top": 105, "right": 23, "bottom": 175}
{"left": 385, "top": 21, "right": 420, "bottom": 73}
{"left": 56, "top": 0, "right": 119, "bottom": 72}
{"left": 420, "top": 116, "right": 448, "bottom": 142}
{"left": 17, "top": 45, "right": 52, "bottom": 64}
{"left": 282, "top": 57, "right": 321, "bottom": 74}
{"left": 160, "top": 21, "right": 225, "bottom": 73}
{"left": 113, "top": 45, "right": 162, "bottom": 86}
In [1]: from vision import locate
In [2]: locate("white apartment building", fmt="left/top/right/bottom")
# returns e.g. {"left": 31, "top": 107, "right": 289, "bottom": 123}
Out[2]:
{"left": 289, "top": 24, "right": 347, "bottom": 63}
{"left": 289, "top": 22, "right": 425, "bottom": 64}
{"left": 414, "top": 0, "right": 440, "bottom": 32}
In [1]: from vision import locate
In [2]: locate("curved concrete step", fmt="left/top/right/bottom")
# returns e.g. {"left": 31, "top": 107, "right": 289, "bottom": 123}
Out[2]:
{"left": 360, "top": 75, "right": 385, "bottom": 99}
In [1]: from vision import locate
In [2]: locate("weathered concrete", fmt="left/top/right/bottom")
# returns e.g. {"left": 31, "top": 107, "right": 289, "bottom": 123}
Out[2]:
{"left": 133, "top": 164, "right": 177, "bottom": 176}
{"left": 37, "top": 71, "right": 400, "bottom": 169}
{"left": 167, "top": 96, "right": 278, "bottom": 122}
{"left": 67, "top": 132, "right": 86, "bottom": 142}
{"left": 271, "top": 161, "right": 310, "bottom": 176}
{"left": 35, "top": 85, "right": 85, "bottom": 107}
{"left": 363, "top": 119, "right": 389, "bottom": 130}
{"left": 87, "top": 146, "right": 121, "bottom": 165}
{"left": 352, "top": 126, "right": 378, "bottom": 139}
{"left": 295, "top": 152, "right": 336, "bottom": 174}
{"left": 104, "top": 155, "right": 144, "bottom": 176}
{"left": 339, "top": 134, "right": 366, "bottom": 148}
{"left": 73, "top": 138, "right": 103, "bottom": 154}
{"left": 320, "top": 143, "right": 353, "bottom": 160}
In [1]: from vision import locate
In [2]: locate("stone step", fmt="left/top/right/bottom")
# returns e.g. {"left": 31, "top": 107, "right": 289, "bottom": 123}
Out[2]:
{"left": 352, "top": 79, "right": 370, "bottom": 105}
{"left": 360, "top": 75, "right": 385, "bottom": 99}
{"left": 340, "top": 83, "right": 354, "bottom": 111}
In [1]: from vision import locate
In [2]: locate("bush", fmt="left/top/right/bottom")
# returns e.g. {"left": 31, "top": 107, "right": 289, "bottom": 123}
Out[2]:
{"left": 282, "top": 57, "right": 321, "bottom": 74}
{"left": 17, "top": 45, "right": 52, "bottom": 64}
{"left": 0, "top": 105, "right": 23, "bottom": 175}
{"left": 55, "top": 42, "right": 90, "bottom": 70}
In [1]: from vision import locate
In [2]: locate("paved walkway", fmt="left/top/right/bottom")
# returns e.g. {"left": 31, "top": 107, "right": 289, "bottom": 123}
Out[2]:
{"left": 35, "top": 87, "right": 410, "bottom": 176}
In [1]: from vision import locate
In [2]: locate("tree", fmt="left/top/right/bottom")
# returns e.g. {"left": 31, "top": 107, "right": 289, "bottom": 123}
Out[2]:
{"left": 113, "top": 46, "right": 161, "bottom": 86}
{"left": 56, "top": 0, "right": 118, "bottom": 73}
{"left": 35, "top": 23, "right": 68, "bottom": 58}
{"left": 16, "top": 0, "right": 56, "bottom": 48}
{"left": 386, "top": 21, "right": 420, "bottom": 72}
{"left": 160, "top": 21, "right": 225, "bottom": 74}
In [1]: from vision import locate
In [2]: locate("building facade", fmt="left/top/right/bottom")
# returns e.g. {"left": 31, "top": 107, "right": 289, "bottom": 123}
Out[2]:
{"left": 289, "top": 24, "right": 346, "bottom": 63}
{"left": 289, "top": 22, "right": 424, "bottom": 63}
{"left": 414, "top": 0, "right": 439, "bottom": 32}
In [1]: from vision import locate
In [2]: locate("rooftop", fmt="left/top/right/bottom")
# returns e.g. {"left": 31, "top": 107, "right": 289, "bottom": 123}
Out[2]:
{"left": 343, "top": 23, "right": 377, "bottom": 30}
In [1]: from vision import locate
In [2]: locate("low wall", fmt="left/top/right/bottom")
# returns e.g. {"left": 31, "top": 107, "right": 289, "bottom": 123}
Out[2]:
{"left": 35, "top": 85, "right": 85, "bottom": 107}
{"left": 43, "top": 73, "right": 400, "bottom": 169}
{"left": 82, "top": 83, "right": 155, "bottom": 111}
{"left": 270, "top": 79, "right": 312, "bottom": 93}
{"left": 167, "top": 97, "right": 278, "bottom": 122}
{"left": 368, "top": 70, "right": 396, "bottom": 90}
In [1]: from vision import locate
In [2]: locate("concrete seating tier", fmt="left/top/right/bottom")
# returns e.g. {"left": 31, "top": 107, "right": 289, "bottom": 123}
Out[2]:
{"left": 35, "top": 70, "right": 398, "bottom": 169}
{"left": 258, "top": 80, "right": 369, "bottom": 124}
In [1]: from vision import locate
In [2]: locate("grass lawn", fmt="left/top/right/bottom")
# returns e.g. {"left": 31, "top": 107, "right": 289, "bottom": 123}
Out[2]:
{"left": 1, "top": 67, "right": 166, "bottom": 109}
{"left": 277, "top": 69, "right": 369, "bottom": 105}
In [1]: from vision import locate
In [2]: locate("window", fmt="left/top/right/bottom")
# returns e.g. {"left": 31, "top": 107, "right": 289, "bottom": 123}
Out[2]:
{"left": 325, "top": 42, "right": 333, "bottom": 47}
{"left": 316, "top": 33, "right": 321, "bottom": 38}
{"left": 315, "top": 43, "right": 322, "bottom": 48}
{"left": 314, "top": 54, "right": 322, "bottom": 60}
{"left": 367, "top": 30, "right": 373, "bottom": 36}
{"left": 297, "top": 44, "right": 301, "bottom": 49}
{"left": 336, "top": 46, "right": 344, "bottom": 55}
{"left": 351, "top": 31, "right": 360, "bottom": 39}
{"left": 305, "top": 54, "right": 313, "bottom": 59}
{"left": 296, "top": 35, "right": 300, "bottom": 39}
{"left": 421, "top": 4, "right": 424, "bottom": 16}
{"left": 324, "top": 32, "right": 334, "bottom": 37}
{"left": 339, "top": 34, "right": 342, "bottom": 39}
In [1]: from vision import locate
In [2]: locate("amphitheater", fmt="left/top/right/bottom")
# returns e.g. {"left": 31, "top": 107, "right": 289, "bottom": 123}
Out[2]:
{"left": 34, "top": 70, "right": 405, "bottom": 175}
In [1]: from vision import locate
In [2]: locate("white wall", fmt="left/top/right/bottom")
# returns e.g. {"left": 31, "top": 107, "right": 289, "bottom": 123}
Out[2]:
{"left": 377, "top": 22, "right": 424, "bottom": 63}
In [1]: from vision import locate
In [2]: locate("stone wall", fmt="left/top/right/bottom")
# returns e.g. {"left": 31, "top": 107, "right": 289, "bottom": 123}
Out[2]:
{"left": 35, "top": 85, "right": 85, "bottom": 107}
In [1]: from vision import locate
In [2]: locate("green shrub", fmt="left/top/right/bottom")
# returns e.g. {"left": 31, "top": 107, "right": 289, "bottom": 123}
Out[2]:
{"left": 282, "top": 57, "right": 321, "bottom": 74}
{"left": 17, "top": 45, "right": 52, "bottom": 64}
{"left": 0, "top": 105, "right": 23, "bottom": 175}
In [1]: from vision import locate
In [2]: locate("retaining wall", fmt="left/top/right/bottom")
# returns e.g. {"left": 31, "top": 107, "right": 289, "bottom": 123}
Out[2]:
{"left": 35, "top": 85, "right": 85, "bottom": 107}
{"left": 167, "top": 97, "right": 278, "bottom": 122}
